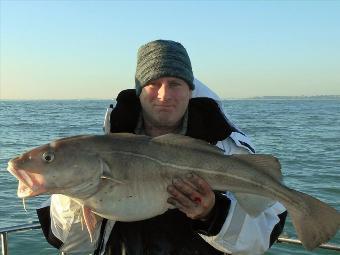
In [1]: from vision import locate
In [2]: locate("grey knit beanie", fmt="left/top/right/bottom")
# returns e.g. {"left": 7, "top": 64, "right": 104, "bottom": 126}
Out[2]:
{"left": 135, "top": 40, "right": 194, "bottom": 95}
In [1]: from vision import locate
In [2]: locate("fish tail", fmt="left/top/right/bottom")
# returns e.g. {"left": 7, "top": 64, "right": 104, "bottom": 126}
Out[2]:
{"left": 287, "top": 189, "right": 340, "bottom": 250}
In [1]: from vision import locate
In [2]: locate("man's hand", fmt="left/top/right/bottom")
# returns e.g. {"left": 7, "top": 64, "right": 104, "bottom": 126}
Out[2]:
{"left": 167, "top": 173, "right": 215, "bottom": 220}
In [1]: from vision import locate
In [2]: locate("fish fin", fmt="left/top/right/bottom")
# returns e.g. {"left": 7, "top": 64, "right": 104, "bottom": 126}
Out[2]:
{"left": 286, "top": 189, "right": 340, "bottom": 250}
{"left": 151, "top": 134, "right": 224, "bottom": 155}
{"left": 231, "top": 154, "right": 283, "bottom": 182}
{"left": 107, "top": 132, "right": 151, "bottom": 142}
{"left": 82, "top": 206, "right": 100, "bottom": 243}
{"left": 99, "top": 158, "right": 125, "bottom": 184}
{"left": 235, "top": 193, "right": 276, "bottom": 217}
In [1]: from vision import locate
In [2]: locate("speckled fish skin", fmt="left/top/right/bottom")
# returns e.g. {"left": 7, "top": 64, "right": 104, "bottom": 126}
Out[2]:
{"left": 7, "top": 133, "right": 340, "bottom": 250}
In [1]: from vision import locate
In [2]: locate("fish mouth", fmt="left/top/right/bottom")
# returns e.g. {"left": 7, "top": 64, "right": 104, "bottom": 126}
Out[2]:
{"left": 7, "top": 162, "right": 47, "bottom": 198}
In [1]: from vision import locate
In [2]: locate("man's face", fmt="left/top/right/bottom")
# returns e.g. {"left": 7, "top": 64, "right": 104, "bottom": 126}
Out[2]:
{"left": 139, "top": 77, "right": 192, "bottom": 129}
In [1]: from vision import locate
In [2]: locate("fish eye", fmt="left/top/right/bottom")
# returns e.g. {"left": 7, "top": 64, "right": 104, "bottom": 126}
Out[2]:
{"left": 42, "top": 151, "right": 55, "bottom": 163}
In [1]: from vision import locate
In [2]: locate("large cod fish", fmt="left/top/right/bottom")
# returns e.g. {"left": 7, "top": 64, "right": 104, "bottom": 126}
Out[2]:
{"left": 7, "top": 133, "right": 340, "bottom": 250}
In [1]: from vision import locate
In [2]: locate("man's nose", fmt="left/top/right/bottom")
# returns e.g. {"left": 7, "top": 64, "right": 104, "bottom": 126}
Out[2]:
{"left": 157, "top": 84, "right": 171, "bottom": 101}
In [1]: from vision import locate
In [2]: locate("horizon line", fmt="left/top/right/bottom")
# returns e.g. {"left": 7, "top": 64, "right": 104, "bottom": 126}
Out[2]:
{"left": 1, "top": 95, "right": 340, "bottom": 101}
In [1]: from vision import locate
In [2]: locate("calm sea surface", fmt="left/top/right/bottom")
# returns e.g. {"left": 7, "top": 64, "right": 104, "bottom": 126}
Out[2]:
{"left": 0, "top": 99, "right": 339, "bottom": 254}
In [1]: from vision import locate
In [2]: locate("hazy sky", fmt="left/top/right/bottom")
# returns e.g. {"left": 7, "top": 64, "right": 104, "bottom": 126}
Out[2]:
{"left": 1, "top": 0, "right": 339, "bottom": 99}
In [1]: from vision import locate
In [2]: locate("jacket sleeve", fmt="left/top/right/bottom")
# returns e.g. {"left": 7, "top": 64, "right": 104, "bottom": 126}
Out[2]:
{"left": 37, "top": 194, "right": 102, "bottom": 254}
{"left": 197, "top": 137, "right": 287, "bottom": 255}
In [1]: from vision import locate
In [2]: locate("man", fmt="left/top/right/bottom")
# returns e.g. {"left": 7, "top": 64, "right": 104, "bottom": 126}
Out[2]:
{"left": 37, "top": 39, "right": 287, "bottom": 254}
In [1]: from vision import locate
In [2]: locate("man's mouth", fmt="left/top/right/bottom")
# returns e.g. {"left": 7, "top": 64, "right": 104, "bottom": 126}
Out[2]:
{"left": 154, "top": 104, "right": 175, "bottom": 111}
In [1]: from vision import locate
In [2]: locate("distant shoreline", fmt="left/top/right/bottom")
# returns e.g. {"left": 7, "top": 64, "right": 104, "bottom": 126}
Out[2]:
{"left": 223, "top": 95, "right": 340, "bottom": 100}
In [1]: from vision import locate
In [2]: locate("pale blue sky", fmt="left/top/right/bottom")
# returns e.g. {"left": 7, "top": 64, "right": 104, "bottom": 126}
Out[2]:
{"left": 1, "top": 0, "right": 339, "bottom": 99}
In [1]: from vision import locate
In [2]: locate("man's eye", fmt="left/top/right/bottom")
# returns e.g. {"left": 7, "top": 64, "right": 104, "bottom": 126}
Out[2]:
{"left": 169, "top": 82, "right": 181, "bottom": 87}
{"left": 42, "top": 151, "right": 55, "bottom": 163}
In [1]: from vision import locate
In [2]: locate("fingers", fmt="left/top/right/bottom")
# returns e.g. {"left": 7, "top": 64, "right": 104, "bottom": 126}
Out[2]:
{"left": 167, "top": 179, "right": 196, "bottom": 211}
{"left": 172, "top": 176, "right": 203, "bottom": 203}
{"left": 167, "top": 174, "right": 215, "bottom": 220}
{"left": 187, "top": 173, "right": 211, "bottom": 196}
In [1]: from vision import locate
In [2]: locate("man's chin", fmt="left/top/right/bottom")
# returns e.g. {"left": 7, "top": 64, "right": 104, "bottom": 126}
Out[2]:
{"left": 143, "top": 111, "right": 183, "bottom": 132}
{"left": 154, "top": 116, "right": 180, "bottom": 127}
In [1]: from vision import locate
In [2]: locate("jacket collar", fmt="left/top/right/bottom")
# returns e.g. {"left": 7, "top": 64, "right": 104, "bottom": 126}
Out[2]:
{"left": 109, "top": 89, "right": 236, "bottom": 144}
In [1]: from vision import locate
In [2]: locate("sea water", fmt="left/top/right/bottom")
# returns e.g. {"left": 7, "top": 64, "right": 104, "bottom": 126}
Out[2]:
{"left": 0, "top": 99, "right": 339, "bottom": 254}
